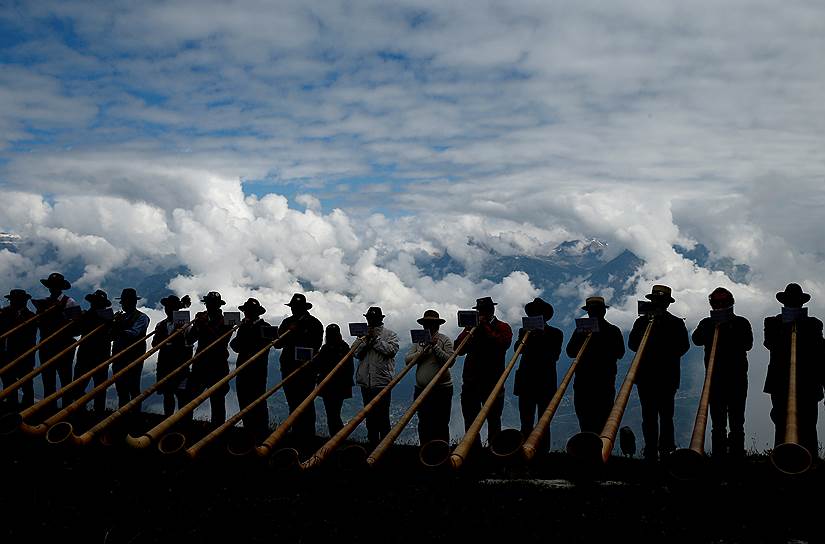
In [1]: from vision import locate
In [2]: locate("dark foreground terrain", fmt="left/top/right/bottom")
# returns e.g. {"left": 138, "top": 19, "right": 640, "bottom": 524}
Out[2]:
{"left": 0, "top": 414, "right": 821, "bottom": 543}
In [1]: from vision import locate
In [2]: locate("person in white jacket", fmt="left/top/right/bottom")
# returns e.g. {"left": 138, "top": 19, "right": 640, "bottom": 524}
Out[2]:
{"left": 355, "top": 306, "right": 399, "bottom": 446}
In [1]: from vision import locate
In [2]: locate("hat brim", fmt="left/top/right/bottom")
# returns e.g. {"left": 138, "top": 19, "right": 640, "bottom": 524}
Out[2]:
{"left": 239, "top": 305, "right": 267, "bottom": 315}
{"left": 645, "top": 293, "right": 675, "bottom": 303}
{"left": 116, "top": 296, "right": 142, "bottom": 301}
{"left": 202, "top": 299, "right": 226, "bottom": 306}
{"left": 581, "top": 304, "right": 609, "bottom": 311}
{"left": 160, "top": 298, "right": 183, "bottom": 309}
{"left": 5, "top": 293, "right": 32, "bottom": 300}
{"left": 364, "top": 313, "right": 385, "bottom": 319}
{"left": 40, "top": 279, "right": 71, "bottom": 290}
{"left": 417, "top": 317, "right": 446, "bottom": 325}
{"left": 472, "top": 303, "right": 497, "bottom": 309}
{"left": 85, "top": 295, "right": 112, "bottom": 308}
{"left": 286, "top": 302, "right": 312, "bottom": 309}
{"left": 776, "top": 292, "right": 811, "bottom": 305}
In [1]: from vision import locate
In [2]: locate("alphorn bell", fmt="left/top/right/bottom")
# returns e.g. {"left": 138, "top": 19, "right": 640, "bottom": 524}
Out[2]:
{"left": 514, "top": 332, "right": 593, "bottom": 462}
{"left": 299, "top": 346, "right": 429, "bottom": 471}
{"left": 46, "top": 324, "right": 239, "bottom": 446}
{"left": 670, "top": 324, "right": 720, "bottom": 479}
{"left": 0, "top": 303, "right": 58, "bottom": 342}
{"left": 127, "top": 330, "right": 292, "bottom": 450}
{"left": 254, "top": 337, "right": 363, "bottom": 458}
{"left": 366, "top": 328, "right": 476, "bottom": 467}
{"left": 770, "top": 322, "right": 812, "bottom": 475}
{"left": 1, "top": 327, "right": 162, "bottom": 436}
{"left": 567, "top": 318, "right": 655, "bottom": 463}
{"left": 0, "top": 323, "right": 107, "bottom": 403}
{"left": 431, "top": 330, "right": 531, "bottom": 470}
{"left": 178, "top": 355, "right": 316, "bottom": 459}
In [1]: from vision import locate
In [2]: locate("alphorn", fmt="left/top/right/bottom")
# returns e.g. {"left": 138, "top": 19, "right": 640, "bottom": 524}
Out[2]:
{"left": 0, "top": 303, "right": 58, "bottom": 342}
{"left": 177, "top": 356, "right": 316, "bottom": 459}
{"left": 0, "top": 323, "right": 106, "bottom": 403}
{"left": 670, "top": 324, "right": 719, "bottom": 479}
{"left": 45, "top": 324, "right": 239, "bottom": 446}
{"left": 0, "top": 327, "right": 162, "bottom": 436}
{"left": 254, "top": 338, "right": 363, "bottom": 458}
{"left": 299, "top": 347, "right": 429, "bottom": 471}
{"left": 366, "top": 328, "right": 476, "bottom": 467}
{"left": 126, "top": 330, "right": 291, "bottom": 450}
{"left": 770, "top": 322, "right": 812, "bottom": 475}
{"left": 513, "top": 332, "right": 593, "bottom": 461}
{"left": 567, "top": 318, "right": 654, "bottom": 463}
{"left": 0, "top": 318, "right": 80, "bottom": 379}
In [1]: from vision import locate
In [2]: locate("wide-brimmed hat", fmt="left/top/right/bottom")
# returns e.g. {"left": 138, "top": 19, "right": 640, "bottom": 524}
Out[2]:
{"left": 286, "top": 293, "right": 312, "bottom": 310}
{"left": 776, "top": 283, "right": 810, "bottom": 306}
{"left": 581, "top": 296, "right": 609, "bottom": 311}
{"left": 364, "top": 306, "right": 385, "bottom": 321}
{"left": 525, "top": 297, "right": 554, "bottom": 320}
{"left": 40, "top": 272, "right": 71, "bottom": 290}
{"left": 116, "top": 288, "right": 141, "bottom": 302}
{"left": 4, "top": 289, "right": 32, "bottom": 301}
{"left": 417, "top": 309, "right": 446, "bottom": 326}
{"left": 160, "top": 294, "right": 190, "bottom": 310}
{"left": 708, "top": 287, "right": 734, "bottom": 308}
{"left": 85, "top": 289, "right": 112, "bottom": 308}
{"left": 645, "top": 284, "right": 675, "bottom": 303}
{"left": 201, "top": 291, "right": 226, "bottom": 306}
{"left": 239, "top": 297, "right": 266, "bottom": 315}
{"left": 472, "top": 296, "right": 497, "bottom": 310}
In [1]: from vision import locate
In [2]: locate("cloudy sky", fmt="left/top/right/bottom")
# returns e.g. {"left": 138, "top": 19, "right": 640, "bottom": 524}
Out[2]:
{"left": 1, "top": 1, "right": 824, "bottom": 448}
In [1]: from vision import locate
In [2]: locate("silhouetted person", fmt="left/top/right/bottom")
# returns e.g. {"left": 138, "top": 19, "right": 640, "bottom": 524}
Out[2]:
{"left": 110, "top": 288, "right": 149, "bottom": 409}
{"left": 186, "top": 292, "right": 233, "bottom": 424}
{"left": 152, "top": 295, "right": 193, "bottom": 418}
{"left": 355, "top": 307, "right": 400, "bottom": 447}
{"left": 628, "top": 285, "right": 689, "bottom": 461}
{"left": 692, "top": 287, "right": 753, "bottom": 458}
{"left": 72, "top": 290, "right": 113, "bottom": 413}
{"left": 315, "top": 324, "right": 354, "bottom": 436}
{"left": 763, "top": 283, "right": 824, "bottom": 458}
{"left": 514, "top": 298, "right": 562, "bottom": 453}
{"left": 406, "top": 310, "right": 454, "bottom": 445}
{"left": 32, "top": 273, "right": 79, "bottom": 410}
{"left": 0, "top": 289, "right": 37, "bottom": 409}
{"left": 230, "top": 298, "right": 272, "bottom": 439}
{"left": 277, "top": 293, "right": 324, "bottom": 440}
{"left": 455, "top": 297, "right": 513, "bottom": 449}
{"left": 567, "top": 296, "right": 625, "bottom": 435}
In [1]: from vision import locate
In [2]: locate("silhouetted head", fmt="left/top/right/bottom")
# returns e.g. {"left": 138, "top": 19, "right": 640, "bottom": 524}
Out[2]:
{"left": 325, "top": 323, "right": 343, "bottom": 343}
{"left": 524, "top": 297, "right": 553, "bottom": 322}
{"left": 41, "top": 272, "right": 70, "bottom": 297}
{"left": 4, "top": 289, "right": 31, "bottom": 310}
{"left": 84, "top": 290, "right": 112, "bottom": 310}
{"left": 776, "top": 283, "right": 810, "bottom": 309}
{"left": 473, "top": 297, "right": 497, "bottom": 320}
{"left": 160, "top": 294, "right": 189, "bottom": 318}
{"left": 286, "top": 293, "right": 312, "bottom": 316}
{"left": 364, "top": 306, "right": 385, "bottom": 327}
{"left": 238, "top": 298, "right": 266, "bottom": 320}
{"left": 708, "top": 287, "right": 734, "bottom": 310}
{"left": 582, "top": 296, "right": 608, "bottom": 319}
{"left": 116, "top": 288, "right": 140, "bottom": 312}
{"left": 417, "top": 309, "right": 445, "bottom": 332}
{"left": 645, "top": 284, "right": 674, "bottom": 309}
{"left": 201, "top": 291, "right": 226, "bottom": 313}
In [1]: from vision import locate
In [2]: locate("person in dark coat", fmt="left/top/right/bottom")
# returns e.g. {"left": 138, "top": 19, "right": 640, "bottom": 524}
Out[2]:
{"left": 567, "top": 296, "right": 625, "bottom": 435}
{"left": 315, "top": 323, "right": 354, "bottom": 436}
{"left": 186, "top": 291, "right": 233, "bottom": 424}
{"left": 110, "top": 288, "right": 150, "bottom": 409}
{"left": 152, "top": 295, "right": 193, "bottom": 418}
{"left": 628, "top": 284, "right": 689, "bottom": 461}
{"left": 230, "top": 298, "right": 272, "bottom": 439}
{"left": 692, "top": 287, "right": 753, "bottom": 458}
{"left": 405, "top": 310, "right": 455, "bottom": 445}
{"left": 32, "top": 273, "right": 79, "bottom": 410}
{"left": 514, "top": 298, "right": 563, "bottom": 453}
{"left": 276, "top": 293, "right": 324, "bottom": 439}
{"left": 763, "top": 283, "right": 824, "bottom": 458}
{"left": 0, "top": 289, "right": 37, "bottom": 409}
{"left": 455, "top": 296, "right": 513, "bottom": 448}
{"left": 72, "top": 290, "right": 113, "bottom": 413}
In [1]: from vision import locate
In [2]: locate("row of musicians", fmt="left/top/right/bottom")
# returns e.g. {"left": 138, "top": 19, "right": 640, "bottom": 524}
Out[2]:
{"left": 2, "top": 274, "right": 822, "bottom": 459}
